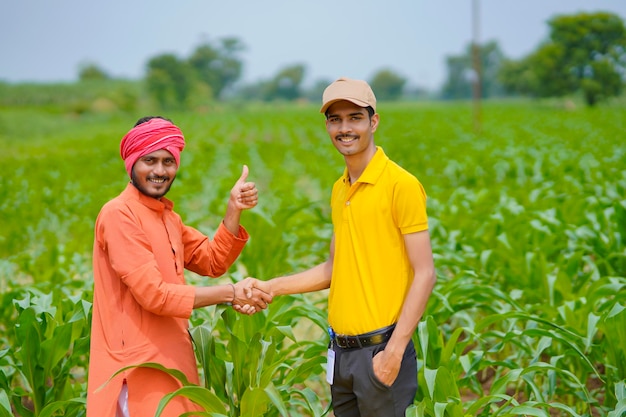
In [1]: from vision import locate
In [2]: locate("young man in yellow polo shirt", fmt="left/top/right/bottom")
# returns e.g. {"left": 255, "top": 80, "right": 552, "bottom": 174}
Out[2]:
{"left": 241, "top": 77, "right": 436, "bottom": 417}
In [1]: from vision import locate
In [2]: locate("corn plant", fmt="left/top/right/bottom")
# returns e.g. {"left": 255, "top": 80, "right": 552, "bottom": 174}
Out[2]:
{"left": 0, "top": 284, "right": 90, "bottom": 417}
{"left": 190, "top": 295, "right": 329, "bottom": 416}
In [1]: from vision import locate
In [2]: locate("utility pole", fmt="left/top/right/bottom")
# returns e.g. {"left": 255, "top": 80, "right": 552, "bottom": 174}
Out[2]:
{"left": 472, "top": 0, "right": 482, "bottom": 134}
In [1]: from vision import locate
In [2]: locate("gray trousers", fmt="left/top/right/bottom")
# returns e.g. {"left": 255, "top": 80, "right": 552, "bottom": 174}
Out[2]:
{"left": 330, "top": 340, "right": 417, "bottom": 417}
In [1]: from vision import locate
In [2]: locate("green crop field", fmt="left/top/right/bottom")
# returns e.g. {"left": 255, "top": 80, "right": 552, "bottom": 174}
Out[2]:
{"left": 1, "top": 99, "right": 625, "bottom": 416}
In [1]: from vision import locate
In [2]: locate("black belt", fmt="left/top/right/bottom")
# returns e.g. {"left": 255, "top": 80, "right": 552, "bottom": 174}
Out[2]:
{"left": 333, "top": 324, "right": 396, "bottom": 349}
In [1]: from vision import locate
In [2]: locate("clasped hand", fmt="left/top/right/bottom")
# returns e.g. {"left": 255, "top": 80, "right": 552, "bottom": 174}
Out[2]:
{"left": 231, "top": 278, "right": 272, "bottom": 315}
{"left": 231, "top": 279, "right": 272, "bottom": 315}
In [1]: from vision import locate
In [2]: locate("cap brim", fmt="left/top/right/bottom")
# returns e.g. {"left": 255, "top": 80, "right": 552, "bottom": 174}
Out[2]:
{"left": 320, "top": 98, "right": 371, "bottom": 113}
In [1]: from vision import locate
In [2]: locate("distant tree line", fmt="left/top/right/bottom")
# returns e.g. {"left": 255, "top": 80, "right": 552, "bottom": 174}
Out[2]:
{"left": 499, "top": 12, "right": 626, "bottom": 106}
{"left": 77, "top": 11, "right": 625, "bottom": 109}
{"left": 442, "top": 11, "right": 626, "bottom": 106}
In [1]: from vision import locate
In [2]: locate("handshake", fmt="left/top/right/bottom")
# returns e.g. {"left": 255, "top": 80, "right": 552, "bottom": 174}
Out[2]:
{"left": 228, "top": 278, "right": 273, "bottom": 315}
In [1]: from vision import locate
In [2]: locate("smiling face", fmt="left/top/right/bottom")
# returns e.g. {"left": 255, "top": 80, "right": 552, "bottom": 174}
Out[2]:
{"left": 130, "top": 149, "right": 178, "bottom": 199}
{"left": 325, "top": 100, "right": 379, "bottom": 158}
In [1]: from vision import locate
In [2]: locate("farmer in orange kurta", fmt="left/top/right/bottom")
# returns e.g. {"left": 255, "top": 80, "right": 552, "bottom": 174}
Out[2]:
{"left": 87, "top": 116, "right": 272, "bottom": 417}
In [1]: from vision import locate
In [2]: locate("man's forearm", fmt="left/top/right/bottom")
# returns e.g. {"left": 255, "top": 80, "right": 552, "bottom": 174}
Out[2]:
{"left": 386, "top": 268, "right": 436, "bottom": 355}
{"left": 222, "top": 201, "right": 242, "bottom": 237}
{"left": 194, "top": 284, "right": 235, "bottom": 308}
{"left": 270, "top": 262, "right": 332, "bottom": 296}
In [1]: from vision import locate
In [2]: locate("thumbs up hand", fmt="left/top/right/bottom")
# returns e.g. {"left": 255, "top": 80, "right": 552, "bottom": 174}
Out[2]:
{"left": 229, "top": 165, "right": 258, "bottom": 211}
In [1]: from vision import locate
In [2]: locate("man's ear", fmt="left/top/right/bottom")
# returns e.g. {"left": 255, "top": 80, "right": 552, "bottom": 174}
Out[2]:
{"left": 371, "top": 113, "right": 380, "bottom": 133}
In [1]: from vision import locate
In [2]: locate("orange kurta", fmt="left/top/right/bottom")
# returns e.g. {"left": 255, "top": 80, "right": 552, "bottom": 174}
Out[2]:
{"left": 87, "top": 183, "right": 248, "bottom": 417}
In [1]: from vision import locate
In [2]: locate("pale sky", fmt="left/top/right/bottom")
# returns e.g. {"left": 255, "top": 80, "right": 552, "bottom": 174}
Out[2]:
{"left": 2, "top": 1, "right": 626, "bottom": 91}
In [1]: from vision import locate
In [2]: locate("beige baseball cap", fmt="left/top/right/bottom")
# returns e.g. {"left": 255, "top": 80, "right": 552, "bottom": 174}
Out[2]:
{"left": 320, "top": 77, "right": 377, "bottom": 113}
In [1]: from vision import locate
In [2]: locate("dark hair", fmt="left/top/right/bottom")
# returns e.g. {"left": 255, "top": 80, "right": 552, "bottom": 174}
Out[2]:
{"left": 325, "top": 105, "right": 375, "bottom": 119}
{"left": 133, "top": 116, "right": 173, "bottom": 127}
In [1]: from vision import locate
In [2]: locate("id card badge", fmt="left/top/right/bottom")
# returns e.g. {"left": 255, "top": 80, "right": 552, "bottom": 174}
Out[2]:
{"left": 326, "top": 348, "right": 335, "bottom": 385}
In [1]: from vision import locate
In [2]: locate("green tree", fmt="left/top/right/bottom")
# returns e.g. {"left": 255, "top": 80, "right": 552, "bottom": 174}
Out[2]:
{"left": 262, "top": 64, "right": 306, "bottom": 101}
{"left": 500, "top": 12, "right": 626, "bottom": 106}
{"left": 188, "top": 37, "right": 245, "bottom": 99}
{"left": 369, "top": 69, "right": 407, "bottom": 101}
{"left": 145, "top": 54, "right": 196, "bottom": 109}
{"left": 441, "top": 41, "right": 506, "bottom": 100}
{"left": 78, "top": 62, "right": 109, "bottom": 81}
{"left": 303, "top": 78, "right": 333, "bottom": 102}
{"left": 498, "top": 58, "right": 534, "bottom": 97}
{"left": 440, "top": 54, "right": 472, "bottom": 100}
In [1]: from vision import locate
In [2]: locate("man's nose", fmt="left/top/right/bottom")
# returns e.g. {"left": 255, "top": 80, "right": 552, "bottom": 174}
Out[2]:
{"left": 153, "top": 162, "right": 167, "bottom": 176}
{"left": 338, "top": 121, "right": 352, "bottom": 133}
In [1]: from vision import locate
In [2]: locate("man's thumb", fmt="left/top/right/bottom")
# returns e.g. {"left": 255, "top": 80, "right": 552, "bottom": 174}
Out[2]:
{"left": 239, "top": 164, "right": 249, "bottom": 182}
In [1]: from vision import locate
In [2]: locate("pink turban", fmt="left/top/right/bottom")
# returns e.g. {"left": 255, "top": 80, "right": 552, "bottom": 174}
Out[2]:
{"left": 120, "top": 118, "right": 186, "bottom": 178}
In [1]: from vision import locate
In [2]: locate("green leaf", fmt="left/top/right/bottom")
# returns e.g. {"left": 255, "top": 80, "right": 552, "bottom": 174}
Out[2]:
{"left": 505, "top": 405, "right": 549, "bottom": 416}
{"left": 38, "top": 398, "right": 86, "bottom": 417}
{"left": 154, "top": 386, "right": 227, "bottom": 416}
{"left": 291, "top": 387, "right": 326, "bottom": 417}
{"left": 465, "top": 394, "right": 515, "bottom": 415}
{"left": 240, "top": 386, "right": 270, "bottom": 416}
{"left": 97, "top": 362, "right": 193, "bottom": 392}
{"left": 40, "top": 322, "right": 73, "bottom": 375}
{"left": 263, "top": 383, "right": 291, "bottom": 417}
{"left": 404, "top": 404, "right": 418, "bottom": 417}
{"left": 190, "top": 324, "right": 216, "bottom": 388}
{"left": 421, "top": 366, "right": 461, "bottom": 401}
{"left": 0, "top": 390, "right": 12, "bottom": 417}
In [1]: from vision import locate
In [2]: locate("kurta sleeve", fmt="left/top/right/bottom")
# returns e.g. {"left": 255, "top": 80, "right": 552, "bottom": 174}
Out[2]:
{"left": 182, "top": 221, "right": 249, "bottom": 277}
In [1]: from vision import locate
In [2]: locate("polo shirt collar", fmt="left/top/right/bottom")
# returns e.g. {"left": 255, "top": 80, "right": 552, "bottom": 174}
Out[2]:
{"left": 342, "top": 146, "right": 388, "bottom": 185}
{"left": 123, "top": 182, "right": 174, "bottom": 212}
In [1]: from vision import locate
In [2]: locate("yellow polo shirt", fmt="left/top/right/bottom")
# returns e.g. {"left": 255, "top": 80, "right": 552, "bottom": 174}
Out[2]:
{"left": 328, "top": 147, "right": 428, "bottom": 335}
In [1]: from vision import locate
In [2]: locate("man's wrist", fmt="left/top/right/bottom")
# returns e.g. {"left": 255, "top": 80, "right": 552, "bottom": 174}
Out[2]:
{"left": 225, "top": 283, "right": 235, "bottom": 306}
{"left": 384, "top": 336, "right": 408, "bottom": 358}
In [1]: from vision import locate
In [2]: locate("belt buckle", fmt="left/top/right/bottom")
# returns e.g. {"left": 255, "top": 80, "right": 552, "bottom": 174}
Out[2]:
{"left": 334, "top": 324, "right": 395, "bottom": 349}
{"left": 336, "top": 335, "right": 348, "bottom": 348}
